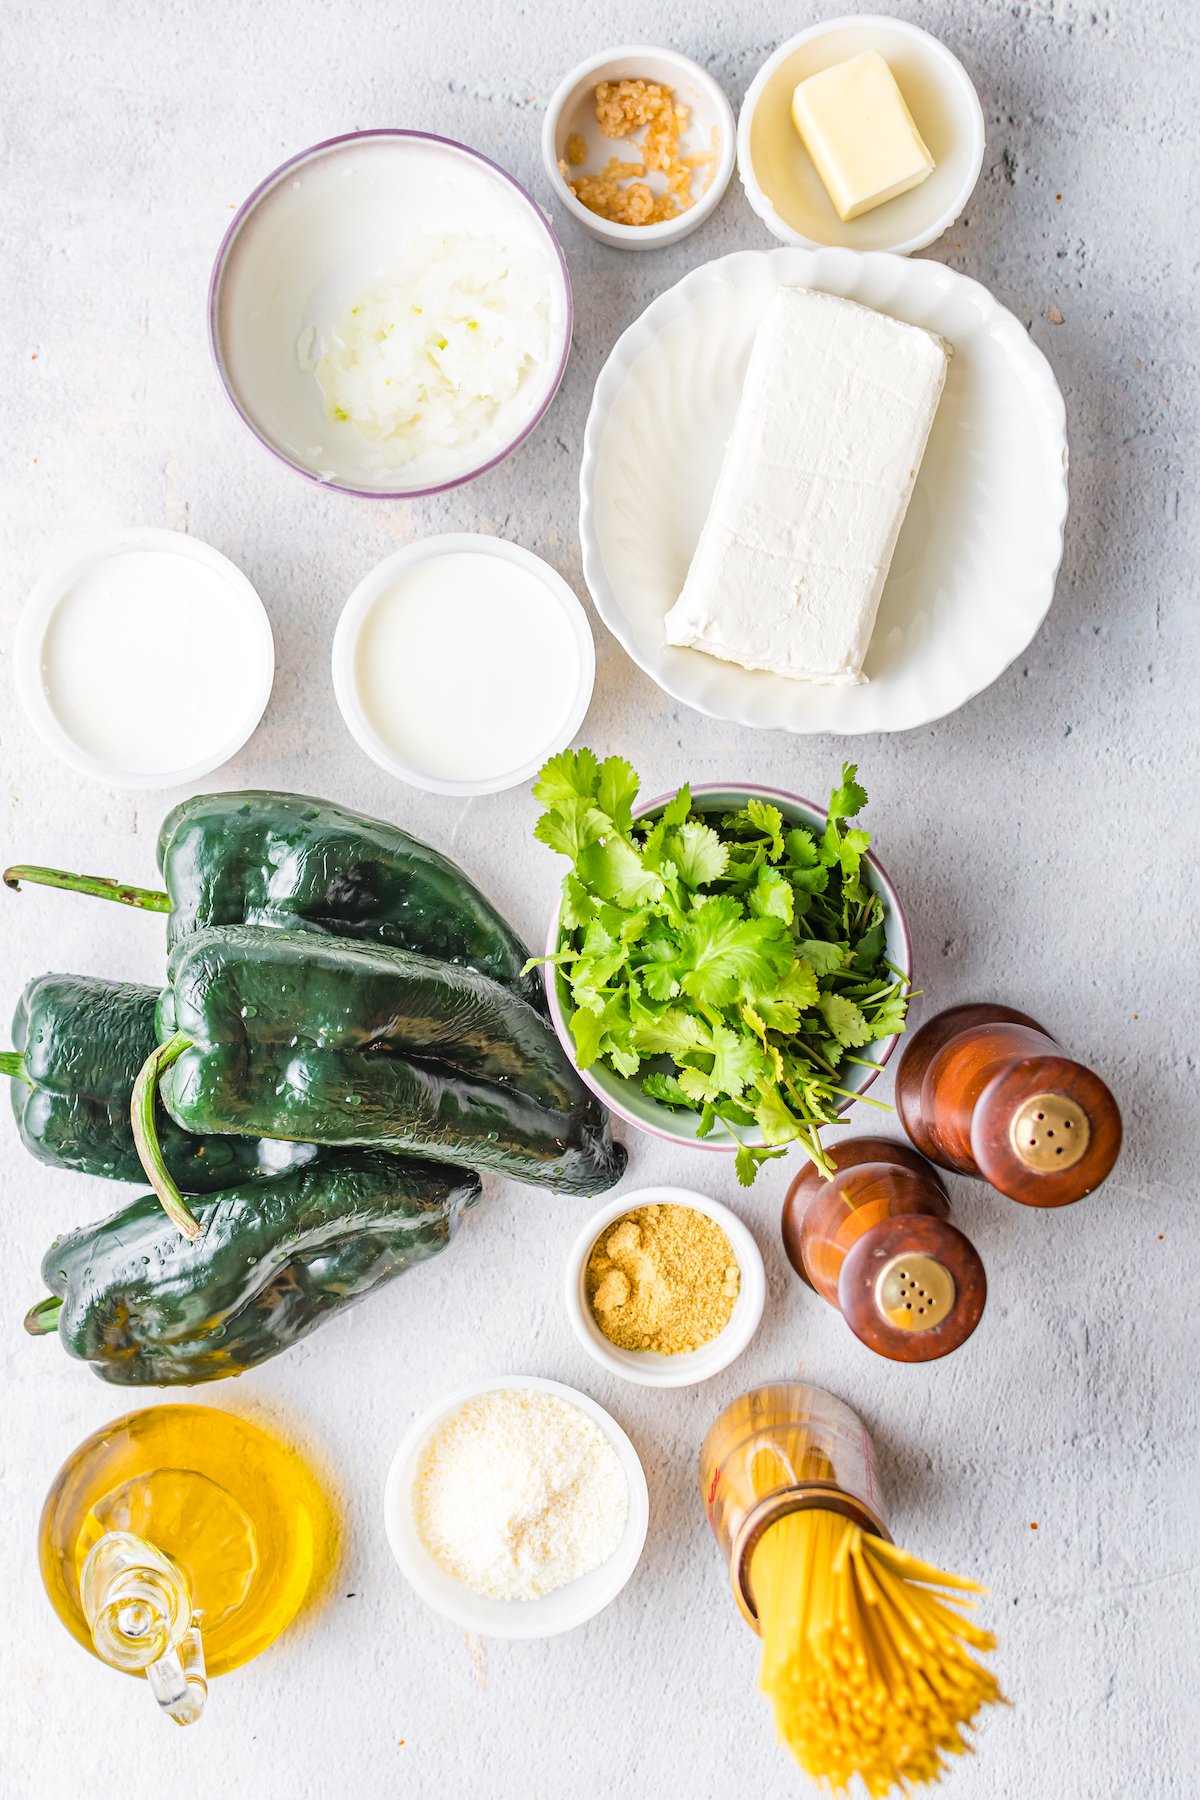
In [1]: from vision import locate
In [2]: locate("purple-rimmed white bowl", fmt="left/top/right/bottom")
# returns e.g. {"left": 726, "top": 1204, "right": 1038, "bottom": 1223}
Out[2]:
{"left": 209, "top": 131, "right": 573, "bottom": 499}
{"left": 544, "top": 783, "right": 912, "bottom": 1151}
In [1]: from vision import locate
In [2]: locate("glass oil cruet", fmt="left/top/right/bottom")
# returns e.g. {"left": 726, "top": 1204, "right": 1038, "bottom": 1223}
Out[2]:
{"left": 79, "top": 1530, "right": 208, "bottom": 1723}
{"left": 39, "top": 1404, "right": 333, "bottom": 1725}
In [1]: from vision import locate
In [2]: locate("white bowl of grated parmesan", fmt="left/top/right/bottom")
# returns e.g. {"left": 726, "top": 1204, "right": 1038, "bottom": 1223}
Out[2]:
{"left": 383, "top": 1375, "right": 649, "bottom": 1639}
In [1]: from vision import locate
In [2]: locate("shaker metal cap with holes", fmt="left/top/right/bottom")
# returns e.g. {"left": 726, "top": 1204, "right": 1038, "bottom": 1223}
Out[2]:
{"left": 895, "top": 1003, "right": 1122, "bottom": 1207}
{"left": 781, "top": 1137, "right": 987, "bottom": 1363}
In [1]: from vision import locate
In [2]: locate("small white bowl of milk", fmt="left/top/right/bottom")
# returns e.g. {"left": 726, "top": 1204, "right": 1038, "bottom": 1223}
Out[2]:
{"left": 14, "top": 527, "right": 275, "bottom": 788}
{"left": 332, "top": 534, "right": 595, "bottom": 796}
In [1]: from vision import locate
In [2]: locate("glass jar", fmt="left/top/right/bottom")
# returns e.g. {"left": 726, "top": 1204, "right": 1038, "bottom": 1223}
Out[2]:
{"left": 698, "top": 1383, "right": 888, "bottom": 1630}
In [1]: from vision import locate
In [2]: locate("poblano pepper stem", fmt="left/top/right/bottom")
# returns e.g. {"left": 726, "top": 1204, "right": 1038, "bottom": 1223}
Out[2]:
{"left": 24, "top": 1296, "right": 62, "bottom": 1335}
{"left": 9, "top": 972, "right": 320, "bottom": 1191}
{"left": 3, "top": 864, "right": 172, "bottom": 911}
{"left": 7, "top": 790, "right": 546, "bottom": 1010}
{"left": 130, "top": 1032, "right": 202, "bottom": 1240}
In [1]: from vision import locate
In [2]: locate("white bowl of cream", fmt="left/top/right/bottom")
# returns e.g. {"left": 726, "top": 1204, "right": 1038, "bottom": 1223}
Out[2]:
{"left": 14, "top": 527, "right": 274, "bottom": 788}
{"left": 332, "top": 533, "right": 595, "bottom": 795}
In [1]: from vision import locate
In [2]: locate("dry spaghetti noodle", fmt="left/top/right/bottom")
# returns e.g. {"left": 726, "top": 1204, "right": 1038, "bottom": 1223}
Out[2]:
{"left": 699, "top": 1385, "right": 1005, "bottom": 1797}
{"left": 752, "top": 1506, "right": 1003, "bottom": 1795}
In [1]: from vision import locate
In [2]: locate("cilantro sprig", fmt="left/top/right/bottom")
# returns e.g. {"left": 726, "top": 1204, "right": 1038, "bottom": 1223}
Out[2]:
{"left": 528, "top": 753, "right": 910, "bottom": 1186}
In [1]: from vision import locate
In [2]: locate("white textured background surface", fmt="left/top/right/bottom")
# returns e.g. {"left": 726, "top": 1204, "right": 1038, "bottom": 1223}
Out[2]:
{"left": 1, "top": 2, "right": 1195, "bottom": 1796}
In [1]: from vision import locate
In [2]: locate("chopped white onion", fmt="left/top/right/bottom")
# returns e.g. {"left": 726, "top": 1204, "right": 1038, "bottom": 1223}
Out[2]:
{"left": 314, "top": 235, "right": 552, "bottom": 466}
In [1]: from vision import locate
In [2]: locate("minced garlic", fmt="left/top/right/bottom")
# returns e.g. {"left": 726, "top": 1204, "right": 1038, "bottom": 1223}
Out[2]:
{"left": 567, "top": 79, "right": 715, "bottom": 226}
{"left": 585, "top": 1204, "right": 740, "bottom": 1355}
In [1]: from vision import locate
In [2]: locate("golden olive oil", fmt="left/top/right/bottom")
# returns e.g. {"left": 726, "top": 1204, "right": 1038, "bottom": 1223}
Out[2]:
{"left": 40, "top": 1405, "right": 331, "bottom": 1680}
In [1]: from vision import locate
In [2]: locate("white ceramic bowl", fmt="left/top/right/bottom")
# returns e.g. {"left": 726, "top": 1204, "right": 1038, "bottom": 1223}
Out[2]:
{"left": 331, "top": 533, "right": 595, "bottom": 796}
{"left": 565, "top": 1187, "right": 767, "bottom": 1388}
{"left": 13, "top": 526, "right": 274, "bottom": 789}
{"left": 210, "top": 131, "right": 572, "bottom": 497}
{"left": 579, "top": 247, "right": 1069, "bottom": 735}
{"left": 738, "top": 16, "right": 985, "bottom": 254}
{"left": 541, "top": 46, "right": 736, "bottom": 249}
{"left": 383, "top": 1374, "right": 649, "bottom": 1639}
{"left": 544, "top": 783, "right": 911, "bottom": 1152}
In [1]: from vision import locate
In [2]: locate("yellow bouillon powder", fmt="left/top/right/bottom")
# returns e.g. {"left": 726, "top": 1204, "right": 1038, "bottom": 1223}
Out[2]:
{"left": 585, "top": 1205, "right": 740, "bottom": 1354}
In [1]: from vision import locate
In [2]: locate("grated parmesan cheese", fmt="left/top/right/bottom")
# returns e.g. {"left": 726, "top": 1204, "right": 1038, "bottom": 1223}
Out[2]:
{"left": 414, "top": 1389, "right": 628, "bottom": 1601}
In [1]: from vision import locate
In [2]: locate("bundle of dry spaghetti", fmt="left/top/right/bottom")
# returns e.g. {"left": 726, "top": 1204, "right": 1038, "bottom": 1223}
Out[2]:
{"left": 752, "top": 1505, "right": 1004, "bottom": 1796}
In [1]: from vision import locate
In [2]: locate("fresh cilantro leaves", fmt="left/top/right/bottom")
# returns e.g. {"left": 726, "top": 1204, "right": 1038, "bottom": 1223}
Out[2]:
{"left": 528, "top": 753, "right": 909, "bottom": 1183}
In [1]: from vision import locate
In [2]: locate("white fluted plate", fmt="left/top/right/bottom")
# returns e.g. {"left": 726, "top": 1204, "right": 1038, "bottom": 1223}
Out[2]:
{"left": 579, "top": 248, "right": 1069, "bottom": 734}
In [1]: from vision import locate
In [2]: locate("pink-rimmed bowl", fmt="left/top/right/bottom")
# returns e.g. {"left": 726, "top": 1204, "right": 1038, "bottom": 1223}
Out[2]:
{"left": 544, "top": 783, "right": 912, "bottom": 1151}
{"left": 209, "top": 131, "right": 573, "bottom": 499}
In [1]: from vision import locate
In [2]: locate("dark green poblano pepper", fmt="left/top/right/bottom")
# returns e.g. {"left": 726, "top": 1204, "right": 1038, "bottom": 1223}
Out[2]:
{"left": 133, "top": 924, "right": 625, "bottom": 1236}
{"left": 24, "top": 1151, "right": 480, "bottom": 1385}
{"left": 4, "top": 789, "right": 544, "bottom": 1009}
{"left": 2, "top": 973, "right": 315, "bottom": 1189}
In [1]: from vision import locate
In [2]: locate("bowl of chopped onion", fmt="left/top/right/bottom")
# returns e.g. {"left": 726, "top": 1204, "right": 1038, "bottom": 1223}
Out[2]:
{"left": 210, "top": 131, "right": 573, "bottom": 498}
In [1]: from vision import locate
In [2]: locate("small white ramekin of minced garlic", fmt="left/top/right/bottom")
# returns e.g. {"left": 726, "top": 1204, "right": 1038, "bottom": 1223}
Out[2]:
{"left": 565, "top": 1187, "right": 766, "bottom": 1387}
{"left": 541, "top": 47, "right": 736, "bottom": 249}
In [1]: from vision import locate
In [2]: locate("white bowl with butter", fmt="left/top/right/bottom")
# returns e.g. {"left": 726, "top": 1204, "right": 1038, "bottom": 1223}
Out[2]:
{"left": 332, "top": 534, "right": 595, "bottom": 796}
{"left": 738, "top": 16, "right": 985, "bottom": 255}
{"left": 14, "top": 527, "right": 274, "bottom": 789}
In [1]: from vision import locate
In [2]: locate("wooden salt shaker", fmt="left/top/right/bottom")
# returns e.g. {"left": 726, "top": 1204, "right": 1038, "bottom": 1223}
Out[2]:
{"left": 895, "top": 1003, "right": 1122, "bottom": 1207}
{"left": 781, "top": 1136, "right": 987, "bottom": 1363}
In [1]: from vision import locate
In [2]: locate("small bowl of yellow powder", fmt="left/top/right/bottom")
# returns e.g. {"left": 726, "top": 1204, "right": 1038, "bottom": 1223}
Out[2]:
{"left": 565, "top": 1187, "right": 766, "bottom": 1387}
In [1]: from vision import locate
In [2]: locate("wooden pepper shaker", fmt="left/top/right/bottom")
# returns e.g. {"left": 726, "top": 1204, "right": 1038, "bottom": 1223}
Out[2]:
{"left": 895, "top": 1003, "right": 1122, "bottom": 1207}
{"left": 781, "top": 1136, "right": 986, "bottom": 1363}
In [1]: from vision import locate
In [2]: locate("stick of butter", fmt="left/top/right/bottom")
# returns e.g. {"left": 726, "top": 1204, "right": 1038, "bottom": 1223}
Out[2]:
{"left": 663, "top": 287, "right": 949, "bottom": 686}
{"left": 792, "top": 50, "right": 934, "bottom": 222}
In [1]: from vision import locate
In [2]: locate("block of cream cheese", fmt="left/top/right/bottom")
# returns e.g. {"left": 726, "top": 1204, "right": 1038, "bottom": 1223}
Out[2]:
{"left": 663, "top": 287, "right": 949, "bottom": 685}
{"left": 791, "top": 51, "right": 935, "bottom": 222}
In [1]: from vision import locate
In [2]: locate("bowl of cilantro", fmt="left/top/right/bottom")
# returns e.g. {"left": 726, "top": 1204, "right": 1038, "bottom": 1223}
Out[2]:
{"left": 531, "top": 753, "right": 912, "bottom": 1186}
